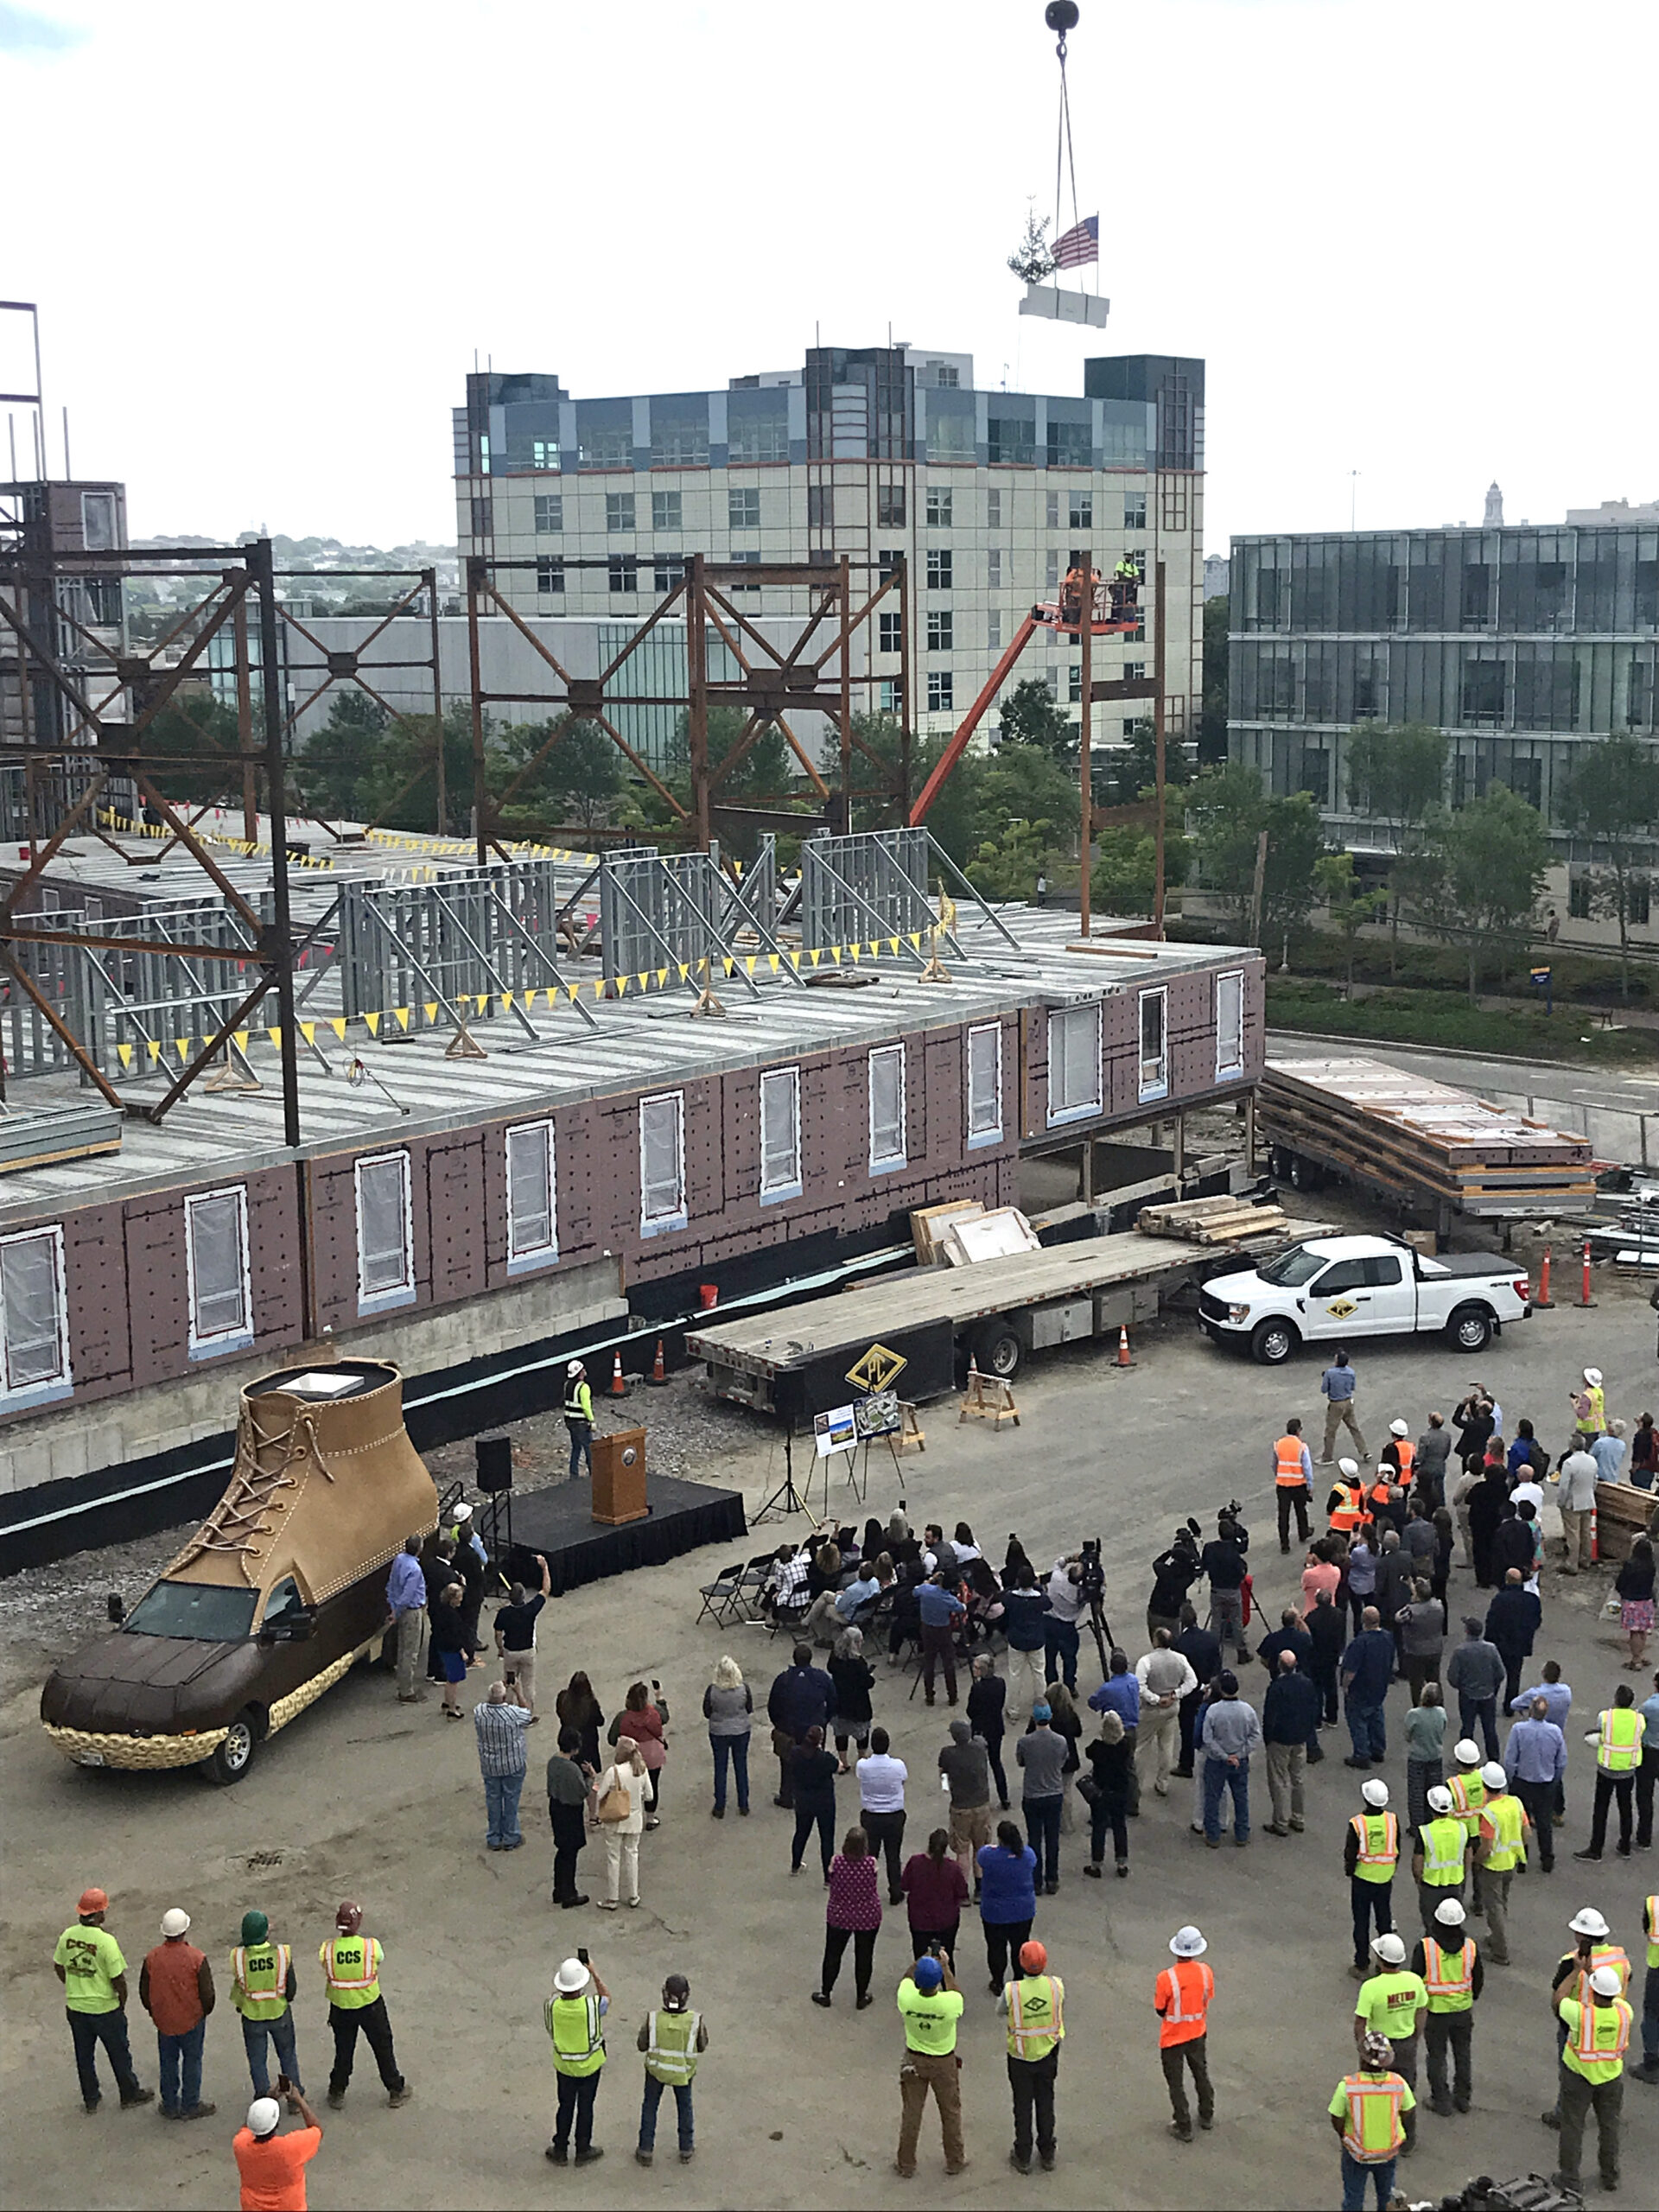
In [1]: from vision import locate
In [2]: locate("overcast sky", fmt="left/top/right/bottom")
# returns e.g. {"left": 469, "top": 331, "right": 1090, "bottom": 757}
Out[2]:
{"left": 3, "top": 0, "right": 1654, "bottom": 551}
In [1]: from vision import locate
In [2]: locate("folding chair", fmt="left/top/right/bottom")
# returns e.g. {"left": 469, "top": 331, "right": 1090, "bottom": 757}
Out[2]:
{"left": 734, "top": 1552, "right": 779, "bottom": 1624}
{"left": 695, "top": 1560, "right": 745, "bottom": 1628}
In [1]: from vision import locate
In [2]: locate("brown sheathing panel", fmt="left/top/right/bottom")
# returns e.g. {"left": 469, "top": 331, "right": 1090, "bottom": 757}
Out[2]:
{"left": 244, "top": 1171, "right": 304, "bottom": 1347}
{"left": 123, "top": 1194, "right": 188, "bottom": 1388}
{"left": 308, "top": 1156, "right": 361, "bottom": 1338}
{"left": 425, "top": 1133, "right": 487, "bottom": 1305}
{"left": 62, "top": 1205, "right": 131, "bottom": 1391}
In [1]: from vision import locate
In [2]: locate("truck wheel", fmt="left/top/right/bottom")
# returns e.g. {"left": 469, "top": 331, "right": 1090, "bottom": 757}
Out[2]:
{"left": 1285, "top": 1153, "right": 1321, "bottom": 1192}
{"left": 1446, "top": 1306, "right": 1493, "bottom": 1354}
{"left": 203, "top": 1707, "right": 260, "bottom": 1786}
{"left": 1250, "top": 1319, "right": 1299, "bottom": 1365}
{"left": 972, "top": 1319, "right": 1022, "bottom": 1382}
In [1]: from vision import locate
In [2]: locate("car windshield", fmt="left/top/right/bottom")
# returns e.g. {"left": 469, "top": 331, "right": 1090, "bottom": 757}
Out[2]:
{"left": 124, "top": 1581, "right": 258, "bottom": 1642}
{"left": 1255, "top": 1246, "right": 1330, "bottom": 1287}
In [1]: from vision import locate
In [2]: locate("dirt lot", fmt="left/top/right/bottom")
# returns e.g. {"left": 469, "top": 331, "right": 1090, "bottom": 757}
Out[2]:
{"left": 3, "top": 1268, "right": 1656, "bottom": 2210}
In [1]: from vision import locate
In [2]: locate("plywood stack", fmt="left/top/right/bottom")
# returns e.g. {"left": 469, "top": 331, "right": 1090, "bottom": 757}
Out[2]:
{"left": 1262, "top": 1057, "right": 1598, "bottom": 1217}
{"left": 1137, "top": 1194, "right": 1294, "bottom": 1248}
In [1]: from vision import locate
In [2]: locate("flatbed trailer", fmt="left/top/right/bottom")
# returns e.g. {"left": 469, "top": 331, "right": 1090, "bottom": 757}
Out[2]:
{"left": 684, "top": 1231, "right": 1201, "bottom": 1420}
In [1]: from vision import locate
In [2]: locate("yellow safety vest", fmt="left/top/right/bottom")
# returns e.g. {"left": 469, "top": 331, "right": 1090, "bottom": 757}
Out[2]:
{"left": 1596, "top": 1708, "right": 1643, "bottom": 1774}
{"left": 1351, "top": 1810, "right": 1399, "bottom": 1884}
{"left": 230, "top": 1942, "right": 291, "bottom": 2022}
{"left": 1575, "top": 1386, "right": 1606, "bottom": 1435}
{"left": 1567, "top": 1945, "right": 1630, "bottom": 2006}
{"left": 1274, "top": 1437, "right": 1307, "bottom": 1487}
{"left": 1448, "top": 1770, "right": 1486, "bottom": 1839}
{"left": 1560, "top": 1997, "right": 1631, "bottom": 2084}
{"left": 546, "top": 1992, "right": 606, "bottom": 2077}
{"left": 1418, "top": 1816, "right": 1465, "bottom": 1888}
{"left": 1006, "top": 1974, "right": 1065, "bottom": 2063}
{"left": 644, "top": 2007, "right": 700, "bottom": 2086}
{"left": 1328, "top": 1484, "right": 1364, "bottom": 1533}
{"left": 1339, "top": 2073, "right": 1407, "bottom": 2161}
{"left": 1646, "top": 1897, "right": 1659, "bottom": 1974}
{"left": 1421, "top": 1937, "right": 1475, "bottom": 2015}
{"left": 1481, "top": 1791, "right": 1527, "bottom": 1873}
{"left": 320, "top": 1935, "right": 381, "bottom": 2009}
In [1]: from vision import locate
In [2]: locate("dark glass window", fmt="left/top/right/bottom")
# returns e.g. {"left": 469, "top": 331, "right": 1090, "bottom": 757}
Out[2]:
{"left": 1046, "top": 420, "right": 1091, "bottom": 467}
{"left": 878, "top": 484, "right": 907, "bottom": 527}
{"left": 1298, "top": 746, "right": 1331, "bottom": 803}
{"left": 987, "top": 416, "right": 1037, "bottom": 466}
{"left": 125, "top": 1581, "right": 258, "bottom": 1642}
{"left": 1567, "top": 874, "right": 1592, "bottom": 919}
{"left": 1460, "top": 563, "right": 1493, "bottom": 627}
{"left": 1460, "top": 656, "right": 1504, "bottom": 724}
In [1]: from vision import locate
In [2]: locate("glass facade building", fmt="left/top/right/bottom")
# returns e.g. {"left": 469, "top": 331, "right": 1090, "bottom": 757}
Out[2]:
{"left": 1228, "top": 524, "right": 1659, "bottom": 843}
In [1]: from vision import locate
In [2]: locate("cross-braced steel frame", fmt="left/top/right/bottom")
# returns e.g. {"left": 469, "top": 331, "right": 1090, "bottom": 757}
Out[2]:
{"left": 467, "top": 550, "right": 912, "bottom": 856}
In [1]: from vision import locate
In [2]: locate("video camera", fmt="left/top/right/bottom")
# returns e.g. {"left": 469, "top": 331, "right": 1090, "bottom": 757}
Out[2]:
{"left": 1077, "top": 1538, "right": 1115, "bottom": 1671}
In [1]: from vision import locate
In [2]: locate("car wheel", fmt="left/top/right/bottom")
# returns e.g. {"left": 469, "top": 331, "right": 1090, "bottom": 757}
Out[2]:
{"left": 972, "top": 1319, "right": 1022, "bottom": 1381}
{"left": 1250, "top": 1319, "right": 1298, "bottom": 1365}
{"left": 1446, "top": 1306, "right": 1492, "bottom": 1354}
{"left": 204, "top": 1707, "right": 260, "bottom": 1786}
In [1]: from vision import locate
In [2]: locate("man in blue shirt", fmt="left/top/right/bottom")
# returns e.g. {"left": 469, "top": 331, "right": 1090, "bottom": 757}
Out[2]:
{"left": 1339, "top": 1606, "right": 1395, "bottom": 1768}
{"left": 1319, "top": 1348, "right": 1369, "bottom": 1465}
{"left": 1504, "top": 1694, "right": 1567, "bottom": 1872}
{"left": 385, "top": 1538, "right": 429, "bottom": 1705}
{"left": 1089, "top": 1650, "right": 1140, "bottom": 1731}
{"left": 917, "top": 1573, "right": 966, "bottom": 1708}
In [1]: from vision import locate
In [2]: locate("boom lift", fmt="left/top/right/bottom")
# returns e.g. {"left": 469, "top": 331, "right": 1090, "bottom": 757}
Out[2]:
{"left": 907, "top": 559, "right": 1141, "bottom": 824}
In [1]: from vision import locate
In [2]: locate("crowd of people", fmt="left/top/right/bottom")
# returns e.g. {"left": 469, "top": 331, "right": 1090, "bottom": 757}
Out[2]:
{"left": 53, "top": 1347, "right": 1659, "bottom": 2207}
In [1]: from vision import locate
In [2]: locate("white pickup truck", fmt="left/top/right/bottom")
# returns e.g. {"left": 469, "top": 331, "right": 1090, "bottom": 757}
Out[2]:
{"left": 1198, "top": 1232, "right": 1532, "bottom": 1365}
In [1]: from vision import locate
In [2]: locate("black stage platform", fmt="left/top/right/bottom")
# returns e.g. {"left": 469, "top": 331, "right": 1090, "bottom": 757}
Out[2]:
{"left": 493, "top": 1473, "right": 747, "bottom": 1597}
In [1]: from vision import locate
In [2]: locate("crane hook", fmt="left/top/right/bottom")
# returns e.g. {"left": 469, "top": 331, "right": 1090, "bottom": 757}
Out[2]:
{"left": 1045, "top": 0, "right": 1079, "bottom": 59}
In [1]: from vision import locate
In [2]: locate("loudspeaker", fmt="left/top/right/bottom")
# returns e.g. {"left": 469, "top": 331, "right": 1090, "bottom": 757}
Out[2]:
{"left": 475, "top": 1435, "right": 512, "bottom": 1493}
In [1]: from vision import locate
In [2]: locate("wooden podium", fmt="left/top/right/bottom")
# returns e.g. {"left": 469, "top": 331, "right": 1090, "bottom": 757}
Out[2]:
{"left": 591, "top": 1427, "right": 648, "bottom": 1526}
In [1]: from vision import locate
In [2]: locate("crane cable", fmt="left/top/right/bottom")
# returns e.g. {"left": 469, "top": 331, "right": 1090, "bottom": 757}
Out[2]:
{"left": 1052, "top": 14, "right": 1081, "bottom": 245}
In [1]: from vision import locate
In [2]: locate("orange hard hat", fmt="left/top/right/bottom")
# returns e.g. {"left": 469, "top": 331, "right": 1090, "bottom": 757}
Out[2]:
{"left": 1019, "top": 1939, "right": 1047, "bottom": 1974}
{"left": 78, "top": 1887, "right": 109, "bottom": 1914}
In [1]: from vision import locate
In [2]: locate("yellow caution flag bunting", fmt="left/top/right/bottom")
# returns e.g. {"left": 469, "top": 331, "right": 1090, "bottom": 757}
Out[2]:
{"left": 330, "top": 1019, "right": 347, "bottom": 1039}
{"left": 365, "top": 1012, "right": 381, "bottom": 1036}
{"left": 423, "top": 1002, "right": 438, "bottom": 1024}
{"left": 118, "top": 1042, "right": 133, "bottom": 1069}
{"left": 301, "top": 1022, "right": 316, "bottom": 1047}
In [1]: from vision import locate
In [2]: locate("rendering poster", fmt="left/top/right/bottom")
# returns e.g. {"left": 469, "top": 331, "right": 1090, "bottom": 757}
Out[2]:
{"left": 855, "top": 1389, "right": 901, "bottom": 1439}
{"left": 813, "top": 1404, "right": 858, "bottom": 1457}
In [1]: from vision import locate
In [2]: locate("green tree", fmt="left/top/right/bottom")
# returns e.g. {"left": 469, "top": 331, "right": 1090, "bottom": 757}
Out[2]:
{"left": 496, "top": 716, "right": 626, "bottom": 836}
{"left": 999, "top": 677, "right": 1072, "bottom": 761}
{"left": 1314, "top": 850, "right": 1388, "bottom": 991}
{"left": 295, "top": 691, "right": 388, "bottom": 823}
{"left": 1198, "top": 594, "right": 1230, "bottom": 766}
{"left": 1103, "top": 721, "right": 1192, "bottom": 805}
{"left": 1345, "top": 721, "right": 1447, "bottom": 976}
{"left": 1406, "top": 785, "right": 1550, "bottom": 1000}
{"left": 969, "top": 817, "right": 1056, "bottom": 900}
{"left": 1187, "top": 763, "right": 1325, "bottom": 953}
{"left": 1091, "top": 814, "right": 1192, "bottom": 918}
{"left": 140, "top": 689, "right": 243, "bottom": 810}
{"left": 1559, "top": 734, "right": 1659, "bottom": 997}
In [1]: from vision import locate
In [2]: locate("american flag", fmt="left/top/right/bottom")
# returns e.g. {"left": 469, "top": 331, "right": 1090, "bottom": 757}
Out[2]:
{"left": 1052, "top": 214, "right": 1099, "bottom": 270}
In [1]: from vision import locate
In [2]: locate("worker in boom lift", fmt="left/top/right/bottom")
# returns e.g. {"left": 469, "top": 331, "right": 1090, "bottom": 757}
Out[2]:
{"left": 1059, "top": 564, "right": 1090, "bottom": 630}
{"left": 1109, "top": 555, "right": 1141, "bottom": 626}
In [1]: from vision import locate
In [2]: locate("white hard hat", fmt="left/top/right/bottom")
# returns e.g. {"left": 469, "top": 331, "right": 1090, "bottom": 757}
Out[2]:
{"left": 1361, "top": 1779, "right": 1389, "bottom": 1808}
{"left": 1480, "top": 1761, "right": 1508, "bottom": 1791}
{"left": 1169, "top": 1925, "right": 1207, "bottom": 1957}
{"left": 1434, "top": 1897, "right": 1467, "bottom": 1929}
{"left": 1584, "top": 1368, "right": 1602, "bottom": 1388}
{"left": 1453, "top": 1739, "right": 1481, "bottom": 1765}
{"left": 160, "top": 1908, "right": 191, "bottom": 1937}
{"left": 1389, "top": 1418, "right": 1409, "bottom": 1438}
{"left": 1371, "top": 1933, "right": 1407, "bottom": 1967}
{"left": 1570, "top": 1908, "right": 1611, "bottom": 1939}
{"left": 1589, "top": 1965, "right": 1623, "bottom": 1998}
{"left": 247, "top": 2096, "right": 282, "bottom": 2139}
{"left": 1338, "top": 1457, "right": 1359, "bottom": 1478}
{"left": 452, "top": 1502, "right": 473, "bottom": 1523}
{"left": 1427, "top": 1785, "right": 1453, "bottom": 1814}
{"left": 554, "top": 1956, "right": 589, "bottom": 1993}
{"left": 566, "top": 1360, "right": 583, "bottom": 1376}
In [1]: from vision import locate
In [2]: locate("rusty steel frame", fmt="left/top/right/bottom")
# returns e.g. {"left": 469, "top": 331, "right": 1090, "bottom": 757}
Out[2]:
{"left": 465, "top": 550, "right": 912, "bottom": 855}
{"left": 0, "top": 536, "right": 302, "bottom": 1141}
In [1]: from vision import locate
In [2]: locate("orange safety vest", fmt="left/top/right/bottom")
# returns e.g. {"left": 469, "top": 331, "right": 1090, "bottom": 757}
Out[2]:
{"left": 1339, "top": 2073, "right": 1407, "bottom": 2162}
{"left": 1154, "top": 1959, "right": 1214, "bottom": 2049}
{"left": 1390, "top": 1439, "right": 1415, "bottom": 1482}
{"left": 1329, "top": 1483, "right": 1364, "bottom": 1533}
{"left": 1275, "top": 1436, "right": 1309, "bottom": 1488}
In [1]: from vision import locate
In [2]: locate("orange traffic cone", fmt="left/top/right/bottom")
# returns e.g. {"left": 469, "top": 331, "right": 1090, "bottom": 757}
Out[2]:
{"left": 1117, "top": 1325, "right": 1132, "bottom": 1368}
{"left": 1536, "top": 1248, "right": 1553, "bottom": 1308}
{"left": 647, "top": 1338, "right": 668, "bottom": 1386}
{"left": 611, "top": 1351, "right": 626, "bottom": 1396}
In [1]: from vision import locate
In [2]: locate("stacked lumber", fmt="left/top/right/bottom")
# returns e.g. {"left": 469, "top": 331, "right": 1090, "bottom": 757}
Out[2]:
{"left": 1262, "top": 1057, "right": 1597, "bottom": 1216}
{"left": 911, "top": 1201, "right": 984, "bottom": 1265}
{"left": 1137, "top": 1194, "right": 1294, "bottom": 1248}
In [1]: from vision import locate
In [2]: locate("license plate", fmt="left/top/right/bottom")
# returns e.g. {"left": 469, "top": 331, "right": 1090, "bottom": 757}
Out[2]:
{"left": 73, "top": 1750, "right": 106, "bottom": 1767}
